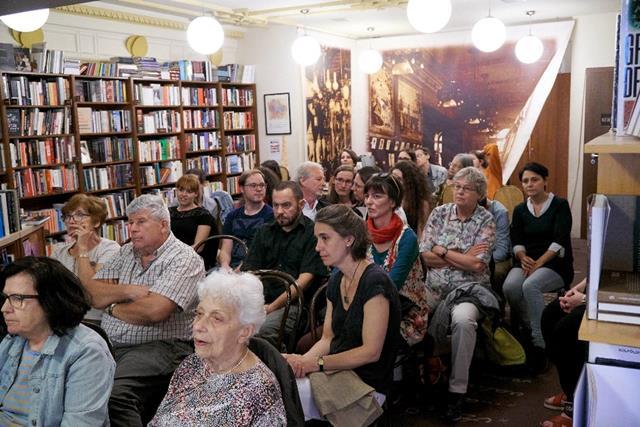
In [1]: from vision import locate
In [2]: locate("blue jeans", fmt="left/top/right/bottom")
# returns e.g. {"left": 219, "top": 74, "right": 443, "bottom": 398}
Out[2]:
{"left": 502, "top": 267, "right": 564, "bottom": 348}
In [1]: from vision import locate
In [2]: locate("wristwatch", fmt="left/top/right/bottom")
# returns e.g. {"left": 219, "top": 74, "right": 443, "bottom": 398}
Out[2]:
{"left": 78, "top": 253, "right": 90, "bottom": 259}
{"left": 317, "top": 356, "right": 325, "bottom": 372}
{"left": 106, "top": 303, "right": 117, "bottom": 317}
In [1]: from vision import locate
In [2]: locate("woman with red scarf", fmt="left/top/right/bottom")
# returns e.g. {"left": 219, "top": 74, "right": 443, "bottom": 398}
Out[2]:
{"left": 365, "top": 173, "right": 429, "bottom": 346}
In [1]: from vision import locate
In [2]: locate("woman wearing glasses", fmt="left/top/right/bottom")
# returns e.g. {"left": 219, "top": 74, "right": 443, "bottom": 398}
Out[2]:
{"left": 328, "top": 165, "right": 357, "bottom": 209}
{"left": 170, "top": 174, "right": 219, "bottom": 268}
{"left": 51, "top": 194, "right": 120, "bottom": 323}
{"left": 365, "top": 173, "right": 429, "bottom": 347}
{"left": 0, "top": 257, "right": 115, "bottom": 425}
{"left": 419, "top": 167, "right": 497, "bottom": 422}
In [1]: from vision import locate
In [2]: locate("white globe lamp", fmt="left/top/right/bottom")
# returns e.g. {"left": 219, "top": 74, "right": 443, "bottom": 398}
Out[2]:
{"left": 359, "top": 49, "right": 383, "bottom": 74}
{"left": 291, "top": 35, "right": 321, "bottom": 66}
{"left": 187, "top": 16, "right": 225, "bottom": 55}
{"left": 0, "top": 8, "right": 49, "bottom": 32}
{"left": 471, "top": 16, "right": 506, "bottom": 53}
{"left": 515, "top": 35, "right": 544, "bottom": 64}
{"left": 407, "top": 0, "right": 452, "bottom": 34}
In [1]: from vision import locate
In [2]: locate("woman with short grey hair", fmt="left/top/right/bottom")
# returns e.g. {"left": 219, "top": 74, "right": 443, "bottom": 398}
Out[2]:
{"left": 446, "top": 153, "right": 476, "bottom": 185}
{"left": 453, "top": 165, "right": 488, "bottom": 199}
{"left": 150, "top": 270, "right": 286, "bottom": 426}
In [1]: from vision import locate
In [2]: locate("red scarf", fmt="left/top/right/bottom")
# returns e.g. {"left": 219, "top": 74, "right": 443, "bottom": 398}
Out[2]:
{"left": 367, "top": 213, "right": 404, "bottom": 244}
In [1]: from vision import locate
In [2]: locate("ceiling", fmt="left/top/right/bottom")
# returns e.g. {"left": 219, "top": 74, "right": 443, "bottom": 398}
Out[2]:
{"left": 91, "top": 0, "right": 620, "bottom": 38}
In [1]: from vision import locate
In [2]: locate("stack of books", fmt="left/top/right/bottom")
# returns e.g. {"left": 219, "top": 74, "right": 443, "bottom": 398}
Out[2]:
{"left": 134, "top": 57, "right": 161, "bottom": 79}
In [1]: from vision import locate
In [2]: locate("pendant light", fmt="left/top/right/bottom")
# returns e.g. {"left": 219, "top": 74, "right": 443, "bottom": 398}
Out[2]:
{"left": 471, "top": 1, "right": 506, "bottom": 53}
{"left": 407, "top": 0, "right": 452, "bottom": 34}
{"left": 291, "top": 10, "right": 321, "bottom": 66}
{"left": 1, "top": 8, "right": 49, "bottom": 32}
{"left": 515, "top": 11, "right": 544, "bottom": 64}
{"left": 359, "top": 27, "right": 383, "bottom": 74}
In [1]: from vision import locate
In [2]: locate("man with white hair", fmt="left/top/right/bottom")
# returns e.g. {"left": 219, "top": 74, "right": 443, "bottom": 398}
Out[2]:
{"left": 82, "top": 194, "right": 205, "bottom": 427}
{"left": 295, "top": 161, "right": 329, "bottom": 221}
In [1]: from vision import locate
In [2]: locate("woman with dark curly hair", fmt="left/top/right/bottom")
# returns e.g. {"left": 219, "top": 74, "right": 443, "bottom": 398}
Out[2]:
{"left": 391, "top": 160, "right": 432, "bottom": 237}
{"left": 0, "top": 257, "right": 115, "bottom": 425}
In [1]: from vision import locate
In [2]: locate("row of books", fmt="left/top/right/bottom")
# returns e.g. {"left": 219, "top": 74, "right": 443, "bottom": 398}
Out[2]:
{"left": 24, "top": 206, "right": 64, "bottom": 235}
{"left": 0, "top": 189, "right": 20, "bottom": 238}
{"left": 222, "top": 111, "right": 253, "bottom": 130}
{"left": 183, "top": 110, "right": 217, "bottom": 129}
{"left": 80, "top": 58, "right": 218, "bottom": 82}
{"left": 187, "top": 155, "right": 223, "bottom": 176}
{"left": 226, "top": 152, "right": 255, "bottom": 174}
{"left": 185, "top": 132, "right": 220, "bottom": 152}
{"left": 221, "top": 88, "right": 254, "bottom": 107}
{"left": 181, "top": 87, "right": 217, "bottom": 106}
{"left": 2, "top": 75, "right": 70, "bottom": 106}
{"left": 138, "top": 137, "right": 181, "bottom": 162}
{"left": 134, "top": 83, "right": 180, "bottom": 106}
{"left": 587, "top": 195, "right": 640, "bottom": 326}
{"left": 13, "top": 166, "right": 78, "bottom": 198}
{"left": 147, "top": 187, "right": 178, "bottom": 207}
{"left": 6, "top": 108, "right": 72, "bottom": 136}
{"left": 226, "top": 175, "right": 241, "bottom": 194}
{"left": 100, "top": 190, "right": 135, "bottom": 219}
{"left": 77, "top": 108, "right": 131, "bottom": 134}
{"left": 139, "top": 161, "right": 183, "bottom": 187}
{"left": 136, "top": 110, "right": 181, "bottom": 134}
{"left": 226, "top": 134, "right": 256, "bottom": 152}
{"left": 74, "top": 79, "right": 127, "bottom": 103}
{"left": 10, "top": 138, "right": 76, "bottom": 168}
{"left": 80, "top": 138, "right": 133, "bottom": 164}
{"left": 100, "top": 219, "right": 129, "bottom": 244}
{"left": 83, "top": 164, "right": 133, "bottom": 191}
{"left": 218, "top": 64, "right": 256, "bottom": 84}
{"left": 80, "top": 62, "right": 136, "bottom": 79}
{"left": 0, "top": 43, "right": 70, "bottom": 75}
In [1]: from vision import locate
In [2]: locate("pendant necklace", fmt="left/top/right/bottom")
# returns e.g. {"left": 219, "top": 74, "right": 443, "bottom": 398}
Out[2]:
{"left": 342, "top": 260, "right": 362, "bottom": 305}
{"left": 211, "top": 347, "right": 249, "bottom": 376}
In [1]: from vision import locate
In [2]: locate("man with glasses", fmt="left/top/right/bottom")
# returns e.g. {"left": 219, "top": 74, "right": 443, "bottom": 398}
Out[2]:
{"left": 219, "top": 169, "right": 274, "bottom": 270}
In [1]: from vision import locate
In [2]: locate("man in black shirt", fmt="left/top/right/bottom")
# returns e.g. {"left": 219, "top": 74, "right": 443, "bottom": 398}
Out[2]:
{"left": 243, "top": 181, "right": 328, "bottom": 346}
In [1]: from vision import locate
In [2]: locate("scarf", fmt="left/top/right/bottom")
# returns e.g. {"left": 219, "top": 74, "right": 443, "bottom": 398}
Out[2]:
{"left": 367, "top": 213, "right": 403, "bottom": 244}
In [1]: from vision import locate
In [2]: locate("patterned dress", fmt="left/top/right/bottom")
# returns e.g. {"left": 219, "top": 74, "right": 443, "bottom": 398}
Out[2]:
{"left": 149, "top": 353, "right": 286, "bottom": 427}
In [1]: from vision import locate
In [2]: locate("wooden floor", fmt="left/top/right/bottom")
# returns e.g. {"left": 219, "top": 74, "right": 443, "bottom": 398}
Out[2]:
{"left": 389, "top": 239, "right": 588, "bottom": 426}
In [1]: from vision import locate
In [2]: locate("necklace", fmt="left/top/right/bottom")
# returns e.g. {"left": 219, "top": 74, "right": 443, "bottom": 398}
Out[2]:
{"left": 211, "top": 347, "right": 249, "bottom": 376}
{"left": 342, "top": 260, "right": 363, "bottom": 305}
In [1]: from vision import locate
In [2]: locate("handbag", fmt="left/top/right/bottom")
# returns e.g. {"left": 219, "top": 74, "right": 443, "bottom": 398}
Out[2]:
{"left": 479, "top": 317, "right": 526, "bottom": 366}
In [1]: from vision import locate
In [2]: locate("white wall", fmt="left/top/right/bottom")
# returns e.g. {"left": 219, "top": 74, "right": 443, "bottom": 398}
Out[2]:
{"left": 236, "top": 25, "right": 355, "bottom": 171}
{"left": 567, "top": 12, "right": 617, "bottom": 236}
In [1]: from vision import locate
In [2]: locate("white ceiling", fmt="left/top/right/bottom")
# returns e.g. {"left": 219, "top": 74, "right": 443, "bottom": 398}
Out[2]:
{"left": 95, "top": 0, "right": 620, "bottom": 38}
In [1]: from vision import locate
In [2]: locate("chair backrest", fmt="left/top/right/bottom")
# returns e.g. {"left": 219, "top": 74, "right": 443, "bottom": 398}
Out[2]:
{"left": 309, "top": 282, "right": 328, "bottom": 344}
{"left": 279, "top": 165, "right": 290, "bottom": 181}
{"left": 248, "top": 336, "right": 305, "bottom": 427}
{"left": 493, "top": 185, "right": 524, "bottom": 222}
{"left": 194, "top": 234, "right": 249, "bottom": 270}
{"left": 440, "top": 184, "right": 454, "bottom": 205}
{"left": 249, "top": 269, "right": 304, "bottom": 353}
{"left": 81, "top": 321, "right": 114, "bottom": 357}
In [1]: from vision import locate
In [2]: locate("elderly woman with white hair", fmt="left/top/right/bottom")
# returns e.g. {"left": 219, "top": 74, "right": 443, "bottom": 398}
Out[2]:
{"left": 419, "top": 166, "right": 497, "bottom": 422}
{"left": 149, "top": 270, "right": 286, "bottom": 426}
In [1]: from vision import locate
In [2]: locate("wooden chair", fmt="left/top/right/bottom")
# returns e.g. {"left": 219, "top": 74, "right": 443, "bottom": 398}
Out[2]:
{"left": 249, "top": 269, "right": 304, "bottom": 353}
{"left": 440, "top": 184, "right": 454, "bottom": 205}
{"left": 493, "top": 185, "right": 524, "bottom": 222}
{"left": 193, "top": 234, "right": 249, "bottom": 270}
{"left": 279, "top": 165, "right": 290, "bottom": 181}
{"left": 309, "top": 282, "right": 328, "bottom": 344}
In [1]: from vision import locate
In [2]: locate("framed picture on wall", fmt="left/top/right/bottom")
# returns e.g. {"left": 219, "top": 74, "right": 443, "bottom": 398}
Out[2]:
{"left": 264, "top": 92, "right": 292, "bottom": 135}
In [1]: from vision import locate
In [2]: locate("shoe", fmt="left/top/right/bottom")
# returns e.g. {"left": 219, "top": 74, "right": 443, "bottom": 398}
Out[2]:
{"left": 544, "top": 392, "right": 567, "bottom": 410}
{"left": 540, "top": 413, "right": 572, "bottom": 427}
{"left": 444, "top": 392, "right": 464, "bottom": 423}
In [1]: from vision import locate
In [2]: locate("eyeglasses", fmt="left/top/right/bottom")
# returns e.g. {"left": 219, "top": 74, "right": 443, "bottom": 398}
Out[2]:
{"left": 453, "top": 184, "right": 477, "bottom": 194}
{"left": 335, "top": 178, "right": 353, "bottom": 186}
{"left": 62, "top": 213, "right": 90, "bottom": 222}
{"left": 1, "top": 291, "right": 39, "bottom": 310}
{"left": 243, "top": 183, "right": 266, "bottom": 190}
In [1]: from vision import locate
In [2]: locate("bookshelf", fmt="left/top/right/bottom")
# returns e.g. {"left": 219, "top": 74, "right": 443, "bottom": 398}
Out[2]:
{"left": 0, "top": 71, "right": 259, "bottom": 245}
{"left": 0, "top": 223, "right": 47, "bottom": 266}
{"left": 584, "top": 133, "right": 640, "bottom": 195}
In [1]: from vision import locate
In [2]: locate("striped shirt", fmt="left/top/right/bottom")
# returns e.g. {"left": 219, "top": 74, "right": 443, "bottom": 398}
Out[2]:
{"left": 0, "top": 343, "right": 38, "bottom": 426}
{"left": 95, "top": 233, "right": 205, "bottom": 345}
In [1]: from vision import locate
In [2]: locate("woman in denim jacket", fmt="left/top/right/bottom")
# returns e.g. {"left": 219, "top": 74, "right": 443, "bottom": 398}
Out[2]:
{"left": 0, "top": 257, "right": 115, "bottom": 426}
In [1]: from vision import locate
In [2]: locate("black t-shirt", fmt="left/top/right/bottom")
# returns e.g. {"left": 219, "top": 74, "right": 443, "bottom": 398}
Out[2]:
{"left": 326, "top": 263, "right": 401, "bottom": 393}
{"left": 169, "top": 206, "right": 219, "bottom": 268}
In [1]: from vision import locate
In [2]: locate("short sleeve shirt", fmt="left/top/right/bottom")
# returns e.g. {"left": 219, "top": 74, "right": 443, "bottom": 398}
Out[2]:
{"left": 94, "top": 233, "right": 205, "bottom": 345}
{"left": 222, "top": 205, "right": 274, "bottom": 267}
{"left": 420, "top": 203, "right": 496, "bottom": 297}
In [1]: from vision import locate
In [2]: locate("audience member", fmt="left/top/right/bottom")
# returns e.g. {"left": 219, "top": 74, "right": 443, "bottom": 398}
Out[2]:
{"left": 415, "top": 147, "right": 447, "bottom": 196}
{"left": 242, "top": 181, "right": 328, "bottom": 346}
{"left": 51, "top": 194, "right": 120, "bottom": 323}
{"left": 339, "top": 148, "right": 360, "bottom": 167}
{"left": 469, "top": 149, "right": 488, "bottom": 170}
{"left": 352, "top": 166, "right": 381, "bottom": 217}
{"left": 284, "top": 205, "right": 401, "bottom": 422}
{"left": 185, "top": 168, "right": 234, "bottom": 226}
{"left": 540, "top": 278, "right": 587, "bottom": 427}
{"left": 391, "top": 160, "right": 432, "bottom": 237}
{"left": 479, "top": 197, "right": 511, "bottom": 294}
{"left": 446, "top": 153, "right": 476, "bottom": 186}
{"left": 150, "top": 270, "right": 286, "bottom": 426}
{"left": 397, "top": 149, "right": 416, "bottom": 162}
{"left": 327, "top": 165, "right": 356, "bottom": 208}
{"left": 483, "top": 142, "right": 503, "bottom": 199}
{"left": 296, "top": 161, "right": 328, "bottom": 221}
{"left": 0, "top": 257, "right": 115, "bottom": 425}
{"left": 82, "top": 194, "right": 205, "bottom": 426}
{"left": 365, "top": 173, "right": 429, "bottom": 346}
{"left": 219, "top": 170, "right": 274, "bottom": 270}
{"left": 261, "top": 159, "right": 283, "bottom": 180}
{"left": 257, "top": 165, "right": 281, "bottom": 205}
{"left": 503, "top": 162, "right": 573, "bottom": 372}
{"left": 420, "top": 167, "right": 497, "bottom": 422}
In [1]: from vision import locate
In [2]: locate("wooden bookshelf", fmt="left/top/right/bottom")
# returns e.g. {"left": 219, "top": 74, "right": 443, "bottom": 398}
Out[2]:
{"left": 585, "top": 132, "right": 640, "bottom": 194}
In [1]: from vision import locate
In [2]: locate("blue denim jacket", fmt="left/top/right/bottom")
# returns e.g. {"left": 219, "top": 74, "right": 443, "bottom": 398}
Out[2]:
{"left": 0, "top": 324, "right": 115, "bottom": 426}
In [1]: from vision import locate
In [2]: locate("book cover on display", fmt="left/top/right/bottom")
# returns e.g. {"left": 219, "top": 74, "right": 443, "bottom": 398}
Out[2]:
{"left": 614, "top": 0, "right": 640, "bottom": 134}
